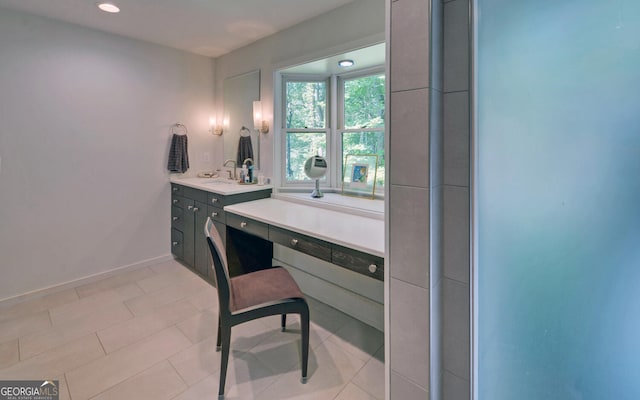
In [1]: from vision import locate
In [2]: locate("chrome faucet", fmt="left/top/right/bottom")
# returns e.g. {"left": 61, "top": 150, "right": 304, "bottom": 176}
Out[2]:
{"left": 223, "top": 159, "right": 237, "bottom": 180}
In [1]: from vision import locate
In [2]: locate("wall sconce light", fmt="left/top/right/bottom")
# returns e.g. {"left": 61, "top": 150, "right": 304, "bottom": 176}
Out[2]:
{"left": 253, "top": 101, "right": 269, "bottom": 134}
{"left": 209, "top": 117, "right": 223, "bottom": 135}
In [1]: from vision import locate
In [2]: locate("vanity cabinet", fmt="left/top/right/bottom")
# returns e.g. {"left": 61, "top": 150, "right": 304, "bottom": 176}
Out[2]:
{"left": 226, "top": 212, "right": 384, "bottom": 282}
{"left": 170, "top": 183, "right": 271, "bottom": 284}
{"left": 170, "top": 185, "right": 209, "bottom": 277}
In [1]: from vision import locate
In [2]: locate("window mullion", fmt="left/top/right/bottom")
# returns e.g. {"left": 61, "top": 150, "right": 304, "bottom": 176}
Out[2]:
{"left": 330, "top": 74, "right": 339, "bottom": 188}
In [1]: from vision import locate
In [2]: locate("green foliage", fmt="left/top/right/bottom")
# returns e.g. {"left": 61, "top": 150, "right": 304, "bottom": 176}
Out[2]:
{"left": 286, "top": 132, "right": 326, "bottom": 181}
{"left": 286, "top": 81, "right": 326, "bottom": 129}
{"left": 344, "top": 74, "right": 385, "bottom": 129}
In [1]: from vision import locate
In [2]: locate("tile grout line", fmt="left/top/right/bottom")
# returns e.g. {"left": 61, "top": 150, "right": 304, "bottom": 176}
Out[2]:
{"left": 86, "top": 358, "right": 176, "bottom": 400}
{"left": 63, "top": 373, "right": 73, "bottom": 400}
{"left": 94, "top": 332, "right": 108, "bottom": 357}
{"left": 339, "top": 360, "right": 369, "bottom": 399}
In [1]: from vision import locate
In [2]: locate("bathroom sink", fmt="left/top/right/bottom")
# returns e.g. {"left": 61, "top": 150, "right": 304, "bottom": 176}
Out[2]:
{"left": 199, "top": 178, "right": 236, "bottom": 185}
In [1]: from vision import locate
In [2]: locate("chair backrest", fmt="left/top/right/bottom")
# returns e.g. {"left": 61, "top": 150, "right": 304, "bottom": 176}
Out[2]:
{"left": 204, "top": 217, "right": 232, "bottom": 316}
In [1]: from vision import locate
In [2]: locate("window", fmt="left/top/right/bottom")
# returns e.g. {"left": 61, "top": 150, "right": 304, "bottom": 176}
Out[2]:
{"left": 283, "top": 78, "right": 328, "bottom": 182}
{"left": 339, "top": 73, "right": 385, "bottom": 188}
{"left": 281, "top": 70, "right": 385, "bottom": 190}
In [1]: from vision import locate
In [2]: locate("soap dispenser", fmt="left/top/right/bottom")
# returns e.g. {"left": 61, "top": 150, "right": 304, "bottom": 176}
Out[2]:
{"left": 241, "top": 163, "right": 248, "bottom": 183}
{"left": 247, "top": 163, "right": 253, "bottom": 183}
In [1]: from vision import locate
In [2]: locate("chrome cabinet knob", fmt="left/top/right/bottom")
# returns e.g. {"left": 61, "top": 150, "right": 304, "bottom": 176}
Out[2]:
{"left": 290, "top": 239, "right": 299, "bottom": 246}
{"left": 172, "top": 216, "right": 179, "bottom": 221}
{"left": 211, "top": 212, "right": 218, "bottom": 217}
{"left": 172, "top": 199, "right": 178, "bottom": 204}
{"left": 172, "top": 187, "right": 178, "bottom": 192}
{"left": 172, "top": 241, "right": 179, "bottom": 246}
{"left": 368, "top": 264, "right": 377, "bottom": 273}
{"left": 192, "top": 207, "right": 199, "bottom": 212}
{"left": 187, "top": 205, "right": 193, "bottom": 210}
{"left": 240, "top": 221, "right": 247, "bottom": 228}
{"left": 211, "top": 198, "right": 218, "bottom": 203}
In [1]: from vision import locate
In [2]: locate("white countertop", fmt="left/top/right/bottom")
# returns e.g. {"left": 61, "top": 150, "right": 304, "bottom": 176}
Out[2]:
{"left": 224, "top": 198, "right": 385, "bottom": 257}
{"left": 273, "top": 192, "right": 384, "bottom": 220}
{"left": 170, "top": 176, "right": 273, "bottom": 195}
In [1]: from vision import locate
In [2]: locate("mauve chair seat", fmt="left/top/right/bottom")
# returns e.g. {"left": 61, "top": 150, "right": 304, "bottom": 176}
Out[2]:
{"left": 229, "top": 267, "right": 304, "bottom": 312}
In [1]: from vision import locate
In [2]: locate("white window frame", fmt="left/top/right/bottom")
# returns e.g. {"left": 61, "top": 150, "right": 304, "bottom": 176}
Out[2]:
{"left": 335, "top": 67, "right": 386, "bottom": 189}
{"left": 278, "top": 67, "right": 385, "bottom": 190}
{"left": 280, "top": 74, "right": 331, "bottom": 187}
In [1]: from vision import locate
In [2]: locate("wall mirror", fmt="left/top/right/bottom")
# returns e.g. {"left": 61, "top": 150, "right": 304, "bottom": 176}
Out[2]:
{"left": 223, "top": 70, "right": 260, "bottom": 169}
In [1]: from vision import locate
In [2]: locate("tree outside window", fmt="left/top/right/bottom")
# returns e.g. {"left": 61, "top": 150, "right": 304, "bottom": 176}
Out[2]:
{"left": 341, "top": 73, "right": 385, "bottom": 188}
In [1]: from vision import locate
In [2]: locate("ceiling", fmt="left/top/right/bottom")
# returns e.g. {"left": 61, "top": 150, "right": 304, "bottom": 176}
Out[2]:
{"left": 0, "top": 0, "right": 355, "bottom": 57}
{"left": 281, "top": 42, "right": 385, "bottom": 75}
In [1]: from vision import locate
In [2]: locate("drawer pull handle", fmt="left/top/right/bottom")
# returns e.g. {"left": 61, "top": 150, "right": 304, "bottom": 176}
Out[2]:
{"left": 187, "top": 205, "right": 193, "bottom": 210}
{"left": 172, "top": 199, "right": 179, "bottom": 204}
{"left": 172, "top": 241, "right": 179, "bottom": 246}
{"left": 368, "top": 264, "right": 378, "bottom": 273}
{"left": 211, "top": 198, "right": 219, "bottom": 203}
{"left": 172, "top": 216, "right": 179, "bottom": 221}
{"left": 240, "top": 221, "right": 247, "bottom": 228}
{"left": 192, "top": 207, "right": 199, "bottom": 212}
{"left": 290, "top": 239, "right": 299, "bottom": 246}
{"left": 211, "top": 212, "right": 218, "bottom": 217}
{"left": 172, "top": 187, "right": 178, "bottom": 192}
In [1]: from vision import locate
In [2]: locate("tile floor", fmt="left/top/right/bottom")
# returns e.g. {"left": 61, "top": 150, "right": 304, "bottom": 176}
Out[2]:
{"left": 0, "top": 259, "right": 384, "bottom": 399}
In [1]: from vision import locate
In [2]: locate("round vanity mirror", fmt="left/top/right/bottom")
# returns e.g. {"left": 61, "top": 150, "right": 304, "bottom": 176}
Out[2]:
{"left": 304, "top": 155, "right": 327, "bottom": 198}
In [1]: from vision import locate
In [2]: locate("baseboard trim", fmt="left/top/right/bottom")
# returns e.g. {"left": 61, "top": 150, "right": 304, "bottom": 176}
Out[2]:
{"left": 0, "top": 254, "right": 173, "bottom": 308}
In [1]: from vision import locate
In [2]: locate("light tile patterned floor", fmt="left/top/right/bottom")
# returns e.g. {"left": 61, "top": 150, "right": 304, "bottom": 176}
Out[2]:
{"left": 0, "top": 259, "right": 384, "bottom": 399}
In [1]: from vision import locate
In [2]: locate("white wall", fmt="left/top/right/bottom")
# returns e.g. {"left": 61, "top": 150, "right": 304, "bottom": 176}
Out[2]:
{"left": 0, "top": 7, "right": 215, "bottom": 300}
{"left": 213, "top": 0, "right": 385, "bottom": 179}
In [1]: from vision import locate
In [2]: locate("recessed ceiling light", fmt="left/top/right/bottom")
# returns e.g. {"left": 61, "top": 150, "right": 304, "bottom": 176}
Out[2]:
{"left": 97, "top": 2, "right": 120, "bottom": 13}
{"left": 338, "top": 59, "right": 354, "bottom": 67}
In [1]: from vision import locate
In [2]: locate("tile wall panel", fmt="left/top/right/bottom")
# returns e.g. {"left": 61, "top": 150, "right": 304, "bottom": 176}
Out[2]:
{"left": 390, "top": 278, "right": 430, "bottom": 389}
{"left": 390, "top": 0, "right": 431, "bottom": 92}
{"left": 389, "top": 89, "right": 431, "bottom": 188}
{"left": 391, "top": 370, "right": 429, "bottom": 399}
{"left": 443, "top": 92, "right": 470, "bottom": 187}
{"left": 442, "top": 278, "right": 470, "bottom": 380}
{"left": 389, "top": 186, "right": 430, "bottom": 287}
{"left": 443, "top": 0, "right": 470, "bottom": 93}
{"left": 443, "top": 186, "right": 470, "bottom": 284}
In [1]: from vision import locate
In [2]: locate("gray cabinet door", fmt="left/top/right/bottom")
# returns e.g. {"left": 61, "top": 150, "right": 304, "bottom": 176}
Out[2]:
{"left": 207, "top": 220, "right": 227, "bottom": 286}
{"left": 171, "top": 228, "right": 184, "bottom": 259}
{"left": 182, "top": 198, "right": 196, "bottom": 268}
{"left": 194, "top": 201, "right": 210, "bottom": 277}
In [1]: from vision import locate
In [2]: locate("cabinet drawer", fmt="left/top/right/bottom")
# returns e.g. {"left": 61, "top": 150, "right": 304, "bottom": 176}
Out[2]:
{"left": 171, "top": 184, "right": 184, "bottom": 196}
{"left": 183, "top": 186, "right": 208, "bottom": 203}
{"left": 208, "top": 192, "right": 225, "bottom": 207}
{"left": 171, "top": 205, "right": 184, "bottom": 230}
{"left": 269, "top": 226, "right": 332, "bottom": 263}
{"left": 332, "top": 245, "right": 384, "bottom": 281}
{"left": 171, "top": 228, "right": 184, "bottom": 259}
{"left": 226, "top": 214, "right": 268, "bottom": 240}
{"left": 207, "top": 206, "right": 226, "bottom": 225}
{"left": 172, "top": 184, "right": 207, "bottom": 203}
{"left": 171, "top": 195, "right": 190, "bottom": 207}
